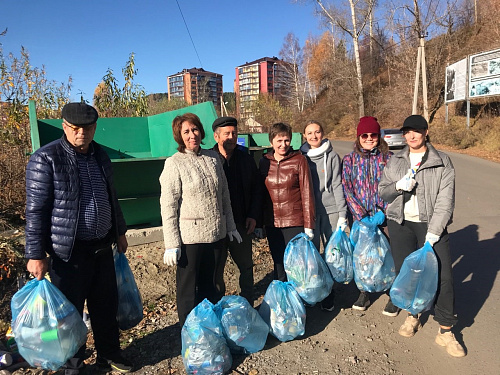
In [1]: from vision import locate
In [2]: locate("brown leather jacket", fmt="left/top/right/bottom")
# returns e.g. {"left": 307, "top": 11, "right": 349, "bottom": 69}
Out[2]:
{"left": 259, "top": 150, "right": 315, "bottom": 229}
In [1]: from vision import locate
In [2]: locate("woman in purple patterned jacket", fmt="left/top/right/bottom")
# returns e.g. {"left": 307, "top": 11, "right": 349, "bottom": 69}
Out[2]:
{"left": 341, "top": 116, "right": 395, "bottom": 315}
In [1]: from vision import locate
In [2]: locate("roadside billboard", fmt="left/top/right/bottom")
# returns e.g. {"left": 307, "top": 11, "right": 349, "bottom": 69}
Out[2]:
{"left": 469, "top": 48, "right": 500, "bottom": 98}
{"left": 445, "top": 58, "right": 468, "bottom": 103}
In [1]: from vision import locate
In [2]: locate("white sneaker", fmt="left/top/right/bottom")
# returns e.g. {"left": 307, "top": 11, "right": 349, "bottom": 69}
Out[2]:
{"left": 398, "top": 315, "right": 421, "bottom": 337}
{"left": 435, "top": 330, "right": 466, "bottom": 357}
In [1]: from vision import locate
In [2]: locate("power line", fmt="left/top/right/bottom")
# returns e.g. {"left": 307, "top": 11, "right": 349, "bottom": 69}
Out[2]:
{"left": 175, "top": 0, "right": 203, "bottom": 68}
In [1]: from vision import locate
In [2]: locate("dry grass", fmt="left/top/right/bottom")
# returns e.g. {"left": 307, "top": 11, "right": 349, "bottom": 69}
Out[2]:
{"left": 430, "top": 115, "right": 500, "bottom": 160}
{"left": 0, "top": 143, "right": 28, "bottom": 228}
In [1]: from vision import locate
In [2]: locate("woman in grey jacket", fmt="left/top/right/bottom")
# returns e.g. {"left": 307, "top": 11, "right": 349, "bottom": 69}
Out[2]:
{"left": 300, "top": 121, "right": 347, "bottom": 311}
{"left": 379, "top": 115, "right": 465, "bottom": 357}
{"left": 159, "top": 113, "right": 241, "bottom": 326}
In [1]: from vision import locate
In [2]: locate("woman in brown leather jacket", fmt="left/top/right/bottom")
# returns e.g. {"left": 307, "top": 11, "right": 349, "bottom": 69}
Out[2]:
{"left": 259, "top": 122, "right": 315, "bottom": 281}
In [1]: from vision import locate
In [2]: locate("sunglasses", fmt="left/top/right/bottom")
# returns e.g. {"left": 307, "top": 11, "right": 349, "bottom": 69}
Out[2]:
{"left": 360, "top": 133, "right": 379, "bottom": 140}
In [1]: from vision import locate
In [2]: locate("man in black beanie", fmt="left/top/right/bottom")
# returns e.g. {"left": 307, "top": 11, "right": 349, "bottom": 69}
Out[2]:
{"left": 25, "top": 102, "right": 133, "bottom": 374}
{"left": 211, "top": 117, "right": 263, "bottom": 306}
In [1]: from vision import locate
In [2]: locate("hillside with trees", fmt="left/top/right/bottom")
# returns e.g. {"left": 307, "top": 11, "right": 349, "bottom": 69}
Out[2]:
{"left": 252, "top": 0, "right": 499, "bottom": 154}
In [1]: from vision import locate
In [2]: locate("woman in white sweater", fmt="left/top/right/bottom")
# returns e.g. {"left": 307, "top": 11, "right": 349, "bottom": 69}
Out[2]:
{"left": 159, "top": 113, "right": 241, "bottom": 326}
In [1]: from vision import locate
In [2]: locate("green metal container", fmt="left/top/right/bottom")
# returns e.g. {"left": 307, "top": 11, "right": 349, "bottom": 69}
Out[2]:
{"left": 28, "top": 100, "right": 218, "bottom": 226}
{"left": 28, "top": 100, "right": 303, "bottom": 227}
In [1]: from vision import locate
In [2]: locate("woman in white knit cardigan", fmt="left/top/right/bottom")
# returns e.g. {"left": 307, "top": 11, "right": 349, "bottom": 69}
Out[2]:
{"left": 159, "top": 113, "right": 242, "bottom": 326}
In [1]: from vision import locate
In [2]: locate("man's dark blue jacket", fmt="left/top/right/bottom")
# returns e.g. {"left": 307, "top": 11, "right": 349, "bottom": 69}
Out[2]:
{"left": 25, "top": 136, "right": 127, "bottom": 261}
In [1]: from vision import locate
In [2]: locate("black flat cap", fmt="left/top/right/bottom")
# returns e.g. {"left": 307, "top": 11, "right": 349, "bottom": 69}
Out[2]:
{"left": 401, "top": 115, "right": 428, "bottom": 131}
{"left": 212, "top": 116, "right": 238, "bottom": 131}
{"left": 62, "top": 102, "right": 98, "bottom": 126}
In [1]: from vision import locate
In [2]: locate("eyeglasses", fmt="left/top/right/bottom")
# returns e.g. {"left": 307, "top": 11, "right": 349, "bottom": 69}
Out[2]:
{"left": 360, "top": 133, "right": 378, "bottom": 140}
{"left": 64, "top": 121, "right": 96, "bottom": 132}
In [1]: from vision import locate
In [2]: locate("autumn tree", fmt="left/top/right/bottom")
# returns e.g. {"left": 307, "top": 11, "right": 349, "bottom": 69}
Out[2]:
{"left": 305, "top": 32, "right": 359, "bottom": 122}
{"left": 250, "top": 94, "right": 296, "bottom": 131}
{"left": 93, "top": 53, "right": 148, "bottom": 117}
{"left": 147, "top": 93, "right": 188, "bottom": 115}
{"left": 0, "top": 36, "right": 71, "bottom": 215}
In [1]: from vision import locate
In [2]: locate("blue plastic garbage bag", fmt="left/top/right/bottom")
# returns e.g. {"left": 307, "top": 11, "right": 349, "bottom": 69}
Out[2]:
{"left": 214, "top": 295, "right": 268, "bottom": 354}
{"left": 114, "top": 250, "right": 143, "bottom": 330}
{"left": 284, "top": 233, "right": 334, "bottom": 305}
{"left": 390, "top": 242, "right": 438, "bottom": 315}
{"left": 181, "top": 299, "right": 232, "bottom": 375}
{"left": 350, "top": 211, "right": 386, "bottom": 247}
{"left": 352, "top": 220, "right": 396, "bottom": 292}
{"left": 324, "top": 228, "right": 354, "bottom": 284}
{"left": 10, "top": 278, "right": 88, "bottom": 371}
{"left": 259, "top": 280, "right": 306, "bottom": 342}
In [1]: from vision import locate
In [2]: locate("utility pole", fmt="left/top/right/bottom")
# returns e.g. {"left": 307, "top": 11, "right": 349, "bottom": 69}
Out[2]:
{"left": 411, "top": 0, "right": 429, "bottom": 121}
{"left": 412, "top": 32, "right": 429, "bottom": 121}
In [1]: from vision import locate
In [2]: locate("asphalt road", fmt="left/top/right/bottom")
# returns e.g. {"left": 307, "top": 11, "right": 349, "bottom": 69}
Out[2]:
{"left": 332, "top": 140, "right": 500, "bottom": 372}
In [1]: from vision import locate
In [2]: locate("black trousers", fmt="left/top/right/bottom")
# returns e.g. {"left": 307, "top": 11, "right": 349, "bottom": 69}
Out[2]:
{"left": 214, "top": 223, "right": 255, "bottom": 305}
{"left": 176, "top": 242, "right": 218, "bottom": 326}
{"left": 387, "top": 220, "right": 458, "bottom": 327}
{"left": 49, "top": 241, "right": 120, "bottom": 370}
{"left": 265, "top": 226, "right": 303, "bottom": 281}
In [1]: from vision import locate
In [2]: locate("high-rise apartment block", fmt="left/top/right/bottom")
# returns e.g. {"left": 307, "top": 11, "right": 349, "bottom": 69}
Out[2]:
{"left": 235, "top": 57, "right": 291, "bottom": 120}
{"left": 167, "top": 68, "right": 223, "bottom": 109}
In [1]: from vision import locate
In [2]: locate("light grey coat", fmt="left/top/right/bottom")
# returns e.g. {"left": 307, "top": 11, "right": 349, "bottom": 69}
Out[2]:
{"left": 378, "top": 143, "right": 455, "bottom": 237}
{"left": 300, "top": 139, "right": 347, "bottom": 217}
{"left": 159, "top": 149, "right": 236, "bottom": 249}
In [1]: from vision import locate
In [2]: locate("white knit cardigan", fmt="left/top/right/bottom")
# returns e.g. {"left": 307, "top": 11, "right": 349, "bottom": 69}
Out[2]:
{"left": 159, "top": 148, "right": 236, "bottom": 249}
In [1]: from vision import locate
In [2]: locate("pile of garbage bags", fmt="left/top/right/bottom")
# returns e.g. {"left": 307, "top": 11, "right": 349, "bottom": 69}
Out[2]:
{"left": 182, "top": 296, "right": 269, "bottom": 374}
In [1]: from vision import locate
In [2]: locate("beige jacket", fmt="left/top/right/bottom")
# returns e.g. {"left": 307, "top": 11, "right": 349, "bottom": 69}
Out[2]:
{"left": 159, "top": 149, "right": 236, "bottom": 249}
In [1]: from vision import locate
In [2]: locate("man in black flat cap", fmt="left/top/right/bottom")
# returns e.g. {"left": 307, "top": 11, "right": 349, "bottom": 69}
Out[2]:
{"left": 25, "top": 102, "right": 133, "bottom": 374}
{"left": 212, "top": 117, "right": 263, "bottom": 306}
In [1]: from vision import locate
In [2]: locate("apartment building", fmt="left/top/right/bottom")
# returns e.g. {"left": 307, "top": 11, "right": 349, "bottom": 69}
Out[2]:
{"left": 167, "top": 68, "right": 223, "bottom": 109}
{"left": 235, "top": 56, "right": 291, "bottom": 120}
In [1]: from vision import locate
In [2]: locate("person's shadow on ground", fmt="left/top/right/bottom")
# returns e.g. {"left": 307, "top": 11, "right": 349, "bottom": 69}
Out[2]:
{"left": 449, "top": 225, "right": 500, "bottom": 334}
{"left": 120, "top": 323, "right": 182, "bottom": 371}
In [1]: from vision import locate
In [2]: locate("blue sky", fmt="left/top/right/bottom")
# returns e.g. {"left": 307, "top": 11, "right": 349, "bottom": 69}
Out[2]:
{"left": 0, "top": 0, "right": 325, "bottom": 102}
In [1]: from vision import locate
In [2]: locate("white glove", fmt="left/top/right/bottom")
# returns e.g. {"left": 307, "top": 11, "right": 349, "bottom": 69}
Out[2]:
{"left": 228, "top": 230, "right": 243, "bottom": 244}
{"left": 396, "top": 170, "right": 416, "bottom": 192}
{"left": 336, "top": 217, "right": 348, "bottom": 231}
{"left": 163, "top": 248, "right": 181, "bottom": 266}
{"left": 425, "top": 232, "right": 440, "bottom": 247}
{"left": 304, "top": 228, "right": 314, "bottom": 240}
{"left": 254, "top": 228, "right": 264, "bottom": 239}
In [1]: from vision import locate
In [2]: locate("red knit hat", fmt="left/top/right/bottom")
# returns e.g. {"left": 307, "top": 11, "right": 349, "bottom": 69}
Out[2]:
{"left": 357, "top": 116, "right": 381, "bottom": 137}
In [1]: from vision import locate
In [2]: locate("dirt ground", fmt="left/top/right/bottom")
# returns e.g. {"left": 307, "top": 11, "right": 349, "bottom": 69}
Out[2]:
{"left": 1, "top": 234, "right": 476, "bottom": 375}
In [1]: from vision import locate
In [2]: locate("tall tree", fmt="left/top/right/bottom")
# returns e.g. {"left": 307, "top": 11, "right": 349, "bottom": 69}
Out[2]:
{"left": 279, "top": 32, "right": 309, "bottom": 112}
{"left": 314, "top": 0, "right": 375, "bottom": 118}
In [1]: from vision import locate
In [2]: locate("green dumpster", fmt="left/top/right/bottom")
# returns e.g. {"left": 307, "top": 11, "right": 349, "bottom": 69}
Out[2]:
{"left": 28, "top": 100, "right": 219, "bottom": 226}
